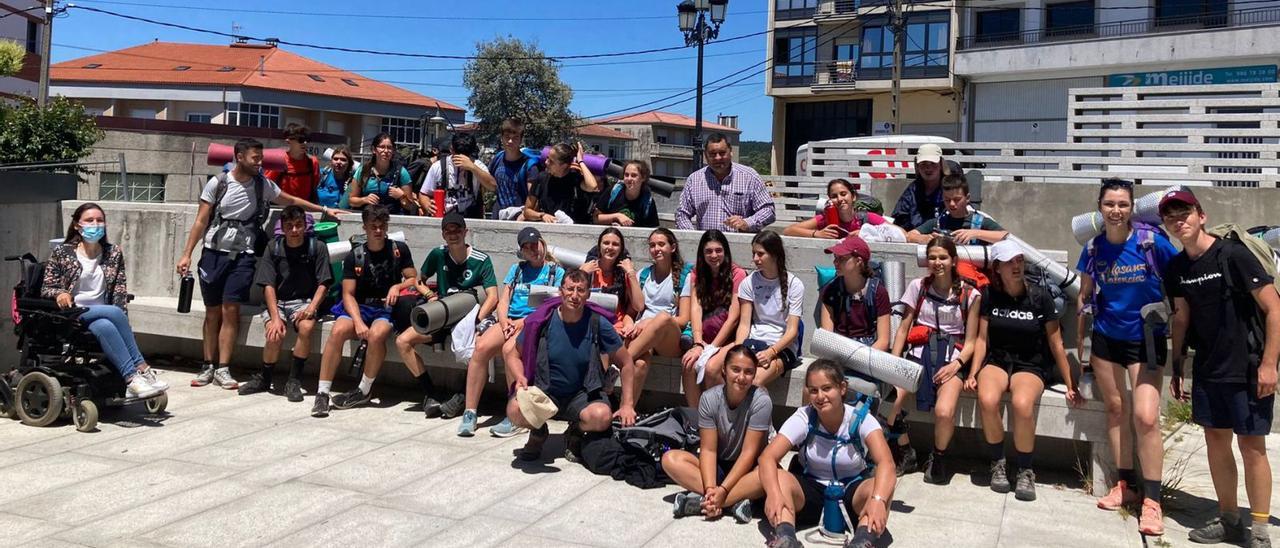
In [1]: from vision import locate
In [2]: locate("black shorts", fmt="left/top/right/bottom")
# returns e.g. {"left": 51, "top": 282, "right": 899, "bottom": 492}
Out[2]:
{"left": 985, "top": 358, "right": 1052, "bottom": 386}
{"left": 1091, "top": 331, "right": 1166, "bottom": 368}
{"left": 1191, "top": 381, "right": 1274, "bottom": 436}
{"left": 788, "top": 457, "right": 866, "bottom": 528}
{"left": 198, "top": 250, "right": 258, "bottom": 307}
{"left": 549, "top": 389, "right": 608, "bottom": 422}
{"left": 743, "top": 338, "right": 801, "bottom": 371}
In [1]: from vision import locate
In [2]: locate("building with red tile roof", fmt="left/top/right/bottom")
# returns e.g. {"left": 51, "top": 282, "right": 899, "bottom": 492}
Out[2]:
{"left": 595, "top": 111, "right": 741, "bottom": 179}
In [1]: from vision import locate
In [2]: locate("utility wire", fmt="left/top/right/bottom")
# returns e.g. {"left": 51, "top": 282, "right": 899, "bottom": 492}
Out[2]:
{"left": 74, "top": 0, "right": 769, "bottom": 21}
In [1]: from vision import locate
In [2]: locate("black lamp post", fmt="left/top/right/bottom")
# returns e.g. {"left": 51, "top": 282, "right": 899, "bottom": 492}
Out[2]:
{"left": 678, "top": 0, "right": 727, "bottom": 171}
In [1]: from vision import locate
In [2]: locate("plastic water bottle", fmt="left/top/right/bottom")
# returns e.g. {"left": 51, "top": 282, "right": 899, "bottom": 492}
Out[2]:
{"left": 819, "top": 483, "right": 848, "bottom": 538}
{"left": 348, "top": 340, "right": 369, "bottom": 376}
{"left": 177, "top": 274, "right": 194, "bottom": 313}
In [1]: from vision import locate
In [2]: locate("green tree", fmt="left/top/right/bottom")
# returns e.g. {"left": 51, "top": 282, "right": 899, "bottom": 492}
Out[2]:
{"left": 462, "top": 37, "right": 575, "bottom": 147}
{"left": 0, "top": 96, "right": 103, "bottom": 174}
{"left": 738, "top": 140, "right": 772, "bottom": 176}
{"left": 0, "top": 39, "right": 25, "bottom": 77}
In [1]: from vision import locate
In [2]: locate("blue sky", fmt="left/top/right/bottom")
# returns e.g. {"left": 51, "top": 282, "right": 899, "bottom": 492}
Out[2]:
{"left": 51, "top": 0, "right": 774, "bottom": 141}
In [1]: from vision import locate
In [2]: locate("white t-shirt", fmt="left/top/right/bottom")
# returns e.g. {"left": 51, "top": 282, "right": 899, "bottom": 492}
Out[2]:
{"left": 737, "top": 271, "right": 805, "bottom": 352}
{"left": 778, "top": 404, "right": 882, "bottom": 484}
{"left": 73, "top": 249, "right": 106, "bottom": 306}
{"left": 199, "top": 173, "right": 282, "bottom": 248}
{"left": 420, "top": 155, "right": 489, "bottom": 214}
{"left": 640, "top": 267, "right": 689, "bottom": 321}
{"left": 900, "top": 277, "right": 980, "bottom": 360}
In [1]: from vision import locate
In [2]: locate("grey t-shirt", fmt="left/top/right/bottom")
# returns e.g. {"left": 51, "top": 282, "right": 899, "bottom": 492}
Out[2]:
{"left": 697, "top": 385, "right": 773, "bottom": 462}
{"left": 200, "top": 173, "right": 282, "bottom": 249}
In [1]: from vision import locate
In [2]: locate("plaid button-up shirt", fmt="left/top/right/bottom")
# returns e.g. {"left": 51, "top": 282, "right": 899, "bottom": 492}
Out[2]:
{"left": 675, "top": 163, "right": 776, "bottom": 232}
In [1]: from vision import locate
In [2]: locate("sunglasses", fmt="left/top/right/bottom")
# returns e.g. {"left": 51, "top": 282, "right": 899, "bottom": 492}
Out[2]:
{"left": 1100, "top": 178, "right": 1134, "bottom": 189}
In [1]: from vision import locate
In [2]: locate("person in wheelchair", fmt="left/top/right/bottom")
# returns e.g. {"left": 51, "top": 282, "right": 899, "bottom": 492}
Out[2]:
{"left": 40, "top": 203, "right": 169, "bottom": 399}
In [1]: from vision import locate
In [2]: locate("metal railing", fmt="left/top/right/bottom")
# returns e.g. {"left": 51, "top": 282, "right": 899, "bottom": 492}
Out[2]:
{"left": 652, "top": 142, "right": 695, "bottom": 158}
{"left": 810, "top": 60, "right": 860, "bottom": 90}
{"left": 815, "top": 0, "right": 860, "bottom": 18}
{"left": 958, "top": 6, "right": 1280, "bottom": 50}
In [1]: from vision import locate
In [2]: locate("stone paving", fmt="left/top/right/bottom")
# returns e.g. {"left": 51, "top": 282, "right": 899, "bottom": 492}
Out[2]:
{"left": 0, "top": 366, "right": 1267, "bottom": 547}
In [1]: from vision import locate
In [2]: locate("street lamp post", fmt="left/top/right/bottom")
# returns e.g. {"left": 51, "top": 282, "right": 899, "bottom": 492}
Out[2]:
{"left": 677, "top": 0, "right": 727, "bottom": 172}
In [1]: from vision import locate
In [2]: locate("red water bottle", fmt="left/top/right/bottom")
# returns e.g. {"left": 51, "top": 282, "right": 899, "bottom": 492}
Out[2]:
{"left": 823, "top": 201, "right": 840, "bottom": 228}
{"left": 433, "top": 189, "right": 446, "bottom": 217}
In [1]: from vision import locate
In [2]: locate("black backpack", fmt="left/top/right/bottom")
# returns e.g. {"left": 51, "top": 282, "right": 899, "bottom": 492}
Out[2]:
{"left": 612, "top": 407, "right": 701, "bottom": 462}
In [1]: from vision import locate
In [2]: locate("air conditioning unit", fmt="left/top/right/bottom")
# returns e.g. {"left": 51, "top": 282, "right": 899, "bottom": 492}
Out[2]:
{"left": 818, "top": 1, "right": 835, "bottom": 15}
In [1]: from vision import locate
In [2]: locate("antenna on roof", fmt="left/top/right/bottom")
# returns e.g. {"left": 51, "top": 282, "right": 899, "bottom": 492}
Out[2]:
{"left": 231, "top": 22, "right": 246, "bottom": 44}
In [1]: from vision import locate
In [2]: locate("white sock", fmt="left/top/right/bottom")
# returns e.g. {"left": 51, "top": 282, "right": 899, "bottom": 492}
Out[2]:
{"left": 317, "top": 380, "right": 332, "bottom": 395}
{"left": 358, "top": 375, "right": 375, "bottom": 395}
{"left": 465, "top": 408, "right": 476, "bottom": 415}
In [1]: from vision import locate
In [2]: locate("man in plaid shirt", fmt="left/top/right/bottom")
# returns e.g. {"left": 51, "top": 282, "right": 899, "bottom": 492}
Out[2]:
{"left": 675, "top": 133, "right": 776, "bottom": 233}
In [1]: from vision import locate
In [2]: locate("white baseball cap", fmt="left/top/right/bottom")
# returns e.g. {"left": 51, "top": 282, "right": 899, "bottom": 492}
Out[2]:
{"left": 991, "top": 239, "right": 1024, "bottom": 263}
{"left": 916, "top": 143, "right": 943, "bottom": 164}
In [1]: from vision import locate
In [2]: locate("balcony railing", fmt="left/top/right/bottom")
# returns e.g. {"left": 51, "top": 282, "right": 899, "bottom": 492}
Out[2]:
{"left": 774, "top": 62, "right": 949, "bottom": 88}
{"left": 958, "top": 6, "right": 1280, "bottom": 50}
{"left": 810, "top": 60, "right": 859, "bottom": 91}
{"left": 652, "top": 143, "right": 695, "bottom": 159}
{"left": 815, "top": 0, "right": 860, "bottom": 20}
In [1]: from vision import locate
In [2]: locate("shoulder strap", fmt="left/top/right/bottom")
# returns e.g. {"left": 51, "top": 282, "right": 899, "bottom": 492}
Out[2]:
{"left": 272, "top": 237, "right": 284, "bottom": 259}
{"left": 353, "top": 243, "right": 366, "bottom": 277}
{"left": 638, "top": 265, "right": 651, "bottom": 287}
{"left": 864, "top": 276, "right": 881, "bottom": 328}
{"left": 609, "top": 182, "right": 625, "bottom": 207}
{"left": 309, "top": 236, "right": 323, "bottom": 261}
{"left": 1137, "top": 227, "right": 1162, "bottom": 284}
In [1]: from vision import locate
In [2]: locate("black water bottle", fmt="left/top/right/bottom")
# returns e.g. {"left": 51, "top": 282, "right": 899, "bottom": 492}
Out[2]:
{"left": 177, "top": 274, "right": 194, "bottom": 313}
{"left": 348, "top": 340, "right": 369, "bottom": 376}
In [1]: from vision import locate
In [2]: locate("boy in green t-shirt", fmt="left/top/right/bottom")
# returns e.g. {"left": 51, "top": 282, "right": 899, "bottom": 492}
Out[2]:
{"left": 394, "top": 211, "right": 499, "bottom": 427}
{"left": 906, "top": 174, "right": 1007, "bottom": 246}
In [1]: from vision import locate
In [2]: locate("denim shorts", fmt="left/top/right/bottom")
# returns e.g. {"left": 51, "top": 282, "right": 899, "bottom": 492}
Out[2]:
{"left": 330, "top": 303, "right": 393, "bottom": 326}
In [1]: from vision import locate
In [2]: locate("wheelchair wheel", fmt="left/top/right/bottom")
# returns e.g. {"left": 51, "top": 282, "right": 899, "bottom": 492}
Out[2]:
{"left": 145, "top": 392, "right": 168, "bottom": 415}
{"left": 73, "top": 399, "right": 98, "bottom": 432}
{"left": 15, "top": 372, "right": 63, "bottom": 427}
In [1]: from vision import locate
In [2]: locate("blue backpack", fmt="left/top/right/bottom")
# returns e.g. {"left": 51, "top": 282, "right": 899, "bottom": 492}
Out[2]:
{"left": 798, "top": 395, "right": 876, "bottom": 486}
{"left": 1081, "top": 222, "right": 1164, "bottom": 312}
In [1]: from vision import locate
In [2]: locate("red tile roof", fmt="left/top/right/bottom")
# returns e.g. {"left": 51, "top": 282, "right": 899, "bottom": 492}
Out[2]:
{"left": 51, "top": 42, "right": 463, "bottom": 112}
{"left": 576, "top": 124, "right": 636, "bottom": 141}
{"left": 596, "top": 111, "right": 740, "bottom": 133}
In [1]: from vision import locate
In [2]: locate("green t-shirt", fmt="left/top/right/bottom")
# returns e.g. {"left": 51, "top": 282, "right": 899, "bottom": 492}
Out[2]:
{"left": 916, "top": 211, "right": 1003, "bottom": 245}
{"left": 420, "top": 245, "right": 497, "bottom": 295}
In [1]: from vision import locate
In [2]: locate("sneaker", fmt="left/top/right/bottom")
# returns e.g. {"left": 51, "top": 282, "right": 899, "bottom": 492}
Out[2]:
{"left": 1189, "top": 515, "right": 1246, "bottom": 544}
{"left": 673, "top": 491, "right": 704, "bottom": 518}
{"left": 1139, "top": 498, "right": 1165, "bottom": 536}
{"left": 438, "top": 393, "right": 465, "bottom": 419}
{"left": 1097, "top": 480, "right": 1140, "bottom": 511}
{"left": 989, "top": 458, "right": 1010, "bottom": 494}
{"left": 126, "top": 375, "right": 162, "bottom": 399}
{"left": 729, "top": 499, "right": 752, "bottom": 524}
{"left": 311, "top": 393, "right": 330, "bottom": 418}
{"left": 191, "top": 364, "right": 215, "bottom": 387}
{"left": 767, "top": 535, "right": 803, "bottom": 548}
{"left": 237, "top": 373, "right": 270, "bottom": 396}
{"left": 896, "top": 444, "right": 918, "bottom": 477}
{"left": 330, "top": 387, "right": 371, "bottom": 410}
{"left": 422, "top": 396, "right": 442, "bottom": 418}
{"left": 284, "top": 378, "right": 304, "bottom": 402}
{"left": 490, "top": 417, "right": 527, "bottom": 438}
{"left": 138, "top": 367, "right": 168, "bottom": 391}
{"left": 212, "top": 367, "right": 239, "bottom": 390}
{"left": 564, "top": 422, "right": 584, "bottom": 464}
{"left": 518, "top": 425, "right": 550, "bottom": 461}
{"left": 846, "top": 526, "right": 877, "bottom": 548}
{"left": 1252, "top": 523, "right": 1273, "bottom": 548}
{"left": 603, "top": 364, "right": 620, "bottom": 396}
{"left": 1014, "top": 468, "right": 1037, "bottom": 501}
{"left": 922, "top": 451, "right": 949, "bottom": 485}
{"left": 457, "top": 410, "right": 478, "bottom": 437}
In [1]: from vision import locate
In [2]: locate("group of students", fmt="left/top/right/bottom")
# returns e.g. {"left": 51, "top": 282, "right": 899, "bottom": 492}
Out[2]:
{"left": 48, "top": 133, "right": 1276, "bottom": 547}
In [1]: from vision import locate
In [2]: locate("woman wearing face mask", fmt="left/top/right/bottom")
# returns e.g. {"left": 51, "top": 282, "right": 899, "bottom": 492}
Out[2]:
{"left": 317, "top": 145, "right": 354, "bottom": 210}
{"left": 41, "top": 203, "right": 169, "bottom": 398}
{"left": 594, "top": 160, "right": 659, "bottom": 228}
{"left": 784, "top": 179, "right": 887, "bottom": 239}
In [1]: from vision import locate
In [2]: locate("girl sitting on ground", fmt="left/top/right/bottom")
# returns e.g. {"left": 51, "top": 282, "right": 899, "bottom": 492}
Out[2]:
{"left": 661, "top": 345, "right": 772, "bottom": 524}
{"left": 621, "top": 228, "right": 693, "bottom": 401}
{"left": 679, "top": 229, "right": 748, "bottom": 407}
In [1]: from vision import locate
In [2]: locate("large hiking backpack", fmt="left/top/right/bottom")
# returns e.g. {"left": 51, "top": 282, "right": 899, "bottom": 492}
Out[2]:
{"left": 797, "top": 394, "right": 876, "bottom": 485}
{"left": 1208, "top": 223, "right": 1280, "bottom": 296}
{"left": 613, "top": 407, "right": 701, "bottom": 462}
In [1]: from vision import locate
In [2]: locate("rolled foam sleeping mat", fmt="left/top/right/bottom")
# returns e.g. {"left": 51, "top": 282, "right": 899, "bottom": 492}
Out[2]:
{"left": 1005, "top": 234, "right": 1082, "bottom": 301}
{"left": 207, "top": 142, "right": 288, "bottom": 172}
{"left": 1070, "top": 211, "right": 1105, "bottom": 247}
{"left": 547, "top": 245, "right": 589, "bottom": 270}
{"left": 917, "top": 244, "right": 991, "bottom": 268}
{"left": 1070, "top": 185, "right": 1188, "bottom": 245}
{"left": 526, "top": 284, "right": 619, "bottom": 312}
{"left": 810, "top": 328, "right": 922, "bottom": 392}
{"left": 410, "top": 290, "right": 482, "bottom": 335}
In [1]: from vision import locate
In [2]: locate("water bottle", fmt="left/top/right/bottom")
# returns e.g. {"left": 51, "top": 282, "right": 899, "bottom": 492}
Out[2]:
{"left": 348, "top": 340, "right": 369, "bottom": 376}
{"left": 819, "top": 483, "right": 848, "bottom": 538}
{"left": 177, "top": 274, "right": 194, "bottom": 313}
{"left": 824, "top": 201, "right": 840, "bottom": 228}
{"left": 433, "top": 189, "right": 446, "bottom": 218}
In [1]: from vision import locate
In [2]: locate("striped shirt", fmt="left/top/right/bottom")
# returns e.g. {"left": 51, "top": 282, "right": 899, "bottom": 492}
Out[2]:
{"left": 676, "top": 163, "right": 776, "bottom": 232}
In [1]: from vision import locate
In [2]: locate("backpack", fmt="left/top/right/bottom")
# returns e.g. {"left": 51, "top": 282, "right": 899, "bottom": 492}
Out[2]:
{"left": 270, "top": 235, "right": 325, "bottom": 266}
{"left": 908, "top": 271, "right": 981, "bottom": 346}
{"left": 1208, "top": 224, "right": 1280, "bottom": 295}
{"left": 1022, "top": 263, "right": 1067, "bottom": 319}
{"left": 349, "top": 237, "right": 401, "bottom": 278}
{"left": 852, "top": 194, "right": 884, "bottom": 215}
{"left": 797, "top": 394, "right": 876, "bottom": 485}
{"left": 613, "top": 407, "right": 701, "bottom": 463}
{"left": 821, "top": 261, "right": 885, "bottom": 343}
{"left": 512, "top": 261, "right": 562, "bottom": 288}
{"left": 1203, "top": 227, "right": 1279, "bottom": 371}
{"left": 608, "top": 182, "right": 655, "bottom": 223}
{"left": 208, "top": 171, "right": 271, "bottom": 255}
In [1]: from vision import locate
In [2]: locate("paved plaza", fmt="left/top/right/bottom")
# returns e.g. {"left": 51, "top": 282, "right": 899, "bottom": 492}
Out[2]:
{"left": 1, "top": 364, "right": 1276, "bottom": 548}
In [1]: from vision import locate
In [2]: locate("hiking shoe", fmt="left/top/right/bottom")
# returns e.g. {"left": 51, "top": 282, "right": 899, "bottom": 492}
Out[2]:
{"left": 564, "top": 422, "right": 584, "bottom": 464}
{"left": 922, "top": 451, "right": 949, "bottom": 485}
{"left": 673, "top": 491, "right": 704, "bottom": 518}
{"left": 1139, "top": 498, "right": 1165, "bottom": 536}
{"left": 989, "top": 458, "right": 1010, "bottom": 494}
{"left": 896, "top": 444, "right": 918, "bottom": 477}
{"left": 138, "top": 367, "right": 168, "bottom": 391}
{"left": 490, "top": 417, "right": 527, "bottom": 438}
{"left": 767, "top": 535, "right": 803, "bottom": 548}
{"left": 284, "top": 378, "right": 304, "bottom": 402}
{"left": 1097, "top": 480, "right": 1140, "bottom": 511}
{"left": 457, "top": 410, "right": 478, "bottom": 437}
{"left": 519, "top": 425, "right": 550, "bottom": 461}
{"left": 191, "top": 364, "right": 215, "bottom": 387}
{"left": 1189, "top": 515, "right": 1246, "bottom": 544}
{"left": 212, "top": 367, "right": 239, "bottom": 390}
{"left": 603, "top": 364, "right": 620, "bottom": 396}
{"left": 237, "top": 373, "right": 270, "bottom": 396}
{"left": 729, "top": 499, "right": 752, "bottom": 524}
{"left": 422, "top": 396, "right": 442, "bottom": 418}
{"left": 438, "top": 393, "right": 465, "bottom": 419}
{"left": 311, "top": 393, "right": 330, "bottom": 418}
{"left": 1014, "top": 468, "right": 1037, "bottom": 501}
{"left": 1252, "top": 523, "right": 1273, "bottom": 548}
{"left": 846, "top": 526, "right": 877, "bottom": 548}
{"left": 127, "top": 375, "right": 161, "bottom": 399}
{"left": 331, "top": 388, "right": 371, "bottom": 410}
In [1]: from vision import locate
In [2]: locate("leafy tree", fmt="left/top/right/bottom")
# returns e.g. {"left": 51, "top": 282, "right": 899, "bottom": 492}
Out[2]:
{"left": 0, "top": 96, "right": 103, "bottom": 174}
{"left": 738, "top": 140, "right": 772, "bottom": 176}
{"left": 0, "top": 39, "right": 25, "bottom": 77}
{"left": 463, "top": 37, "right": 575, "bottom": 147}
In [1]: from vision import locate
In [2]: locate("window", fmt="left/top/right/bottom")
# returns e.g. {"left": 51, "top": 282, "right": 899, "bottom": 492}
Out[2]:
{"left": 975, "top": 8, "right": 1020, "bottom": 43}
{"left": 187, "top": 113, "right": 212, "bottom": 124}
{"left": 775, "top": 0, "right": 817, "bottom": 20}
{"left": 341, "top": 78, "right": 359, "bottom": 86}
{"left": 834, "top": 40, "right": 860, "bottom": 61}
{"left": 1045, "top": 1, "right": 1094, "bottom": 37}
{"left": 1155, "top": 0, "right": 1227, "bottom": 26}
{"left": 82, "top": 63, "right": 101, "bottom": 69}
{"left": 773, "top": 28, "right": 817, "bottom": 87}
{"left": 859, "top": 13, "right": 949, "bottom": 80}
{"left": 225, "top": 103, "right": 280, "bottom": 129}
{"left": 217, "top": 66, "right": 235, "bottom": 72}
{"left": 380, "top": 116, "right": 422, "bottom": 148}
{"left": 307, "top": 74, "right": 325, "bottom": 82}
{"left": 174, "top": 65, "right": 191, "bottom": 71}
{"left": 25, "top": 21, "right": 36, "bottom": 53}
{"left": 98, "top": 173, "right": 165, "bottom": 203}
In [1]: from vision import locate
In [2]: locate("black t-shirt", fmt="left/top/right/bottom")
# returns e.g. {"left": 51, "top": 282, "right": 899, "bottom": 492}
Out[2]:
{"left": 596, "top": 183, "right": 659, "bottom": 228}
{"left": 1165, "top": 238, "right": 1272, "bottom": 384}
{"left": 981, "top": 285, "right": 1056, "bottom": 372}
{"left": 341, "top": 240, "right": 414, "bottom": 303}
{"left": 531, "top": 171, "right": 597, "bottom": 224}
{"left": 254, "top": 237, "right": 334, "bottom": 301}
